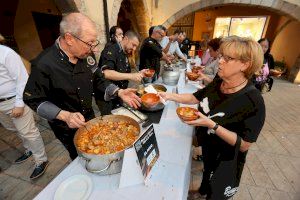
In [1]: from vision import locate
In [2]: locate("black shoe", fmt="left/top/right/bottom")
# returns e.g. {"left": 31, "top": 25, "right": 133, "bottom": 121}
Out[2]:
{"left": 14, "top": 151, "right": 33, "bottom": 164}
{"left": 30, "top": 161, "right": 49, "bottom": 180}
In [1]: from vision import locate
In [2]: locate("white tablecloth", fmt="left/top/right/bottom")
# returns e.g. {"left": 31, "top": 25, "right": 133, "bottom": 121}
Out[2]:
{"left": 34, "top": 69, "right": 198, "bottom": 200}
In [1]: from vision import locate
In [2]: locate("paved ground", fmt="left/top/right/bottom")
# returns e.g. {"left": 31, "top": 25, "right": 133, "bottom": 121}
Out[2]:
{"left": 0, "top": 78, "right": 299, "bottom": 200}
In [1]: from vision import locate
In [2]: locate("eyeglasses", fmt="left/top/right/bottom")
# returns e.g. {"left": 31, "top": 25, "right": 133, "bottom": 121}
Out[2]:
{"left": 70, "top": 34, "right": 100, "bottom": 51}
{"left": 218, "top": 54, "right": 238, "bottom": 63}
{"left": 157, "top": 31, "right": 164, "bottom": 37}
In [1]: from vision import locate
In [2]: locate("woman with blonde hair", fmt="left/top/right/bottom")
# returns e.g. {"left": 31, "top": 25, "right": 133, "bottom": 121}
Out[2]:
{"left": 160, "top": 36, "right": 265, "bottom": 199}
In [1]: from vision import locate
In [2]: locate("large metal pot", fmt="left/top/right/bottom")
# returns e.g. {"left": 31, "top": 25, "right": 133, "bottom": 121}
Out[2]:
{"left": 178, "top": 60, "right": 187, "bottom": 69}
{"left": 137, "top": 84, "right": 167, "bottom": 111}
{"left": 74, "top": 115, "right": 140, "bottom": 175}
{"left": 162, "top": 64, "right": 180, "bottom": 86}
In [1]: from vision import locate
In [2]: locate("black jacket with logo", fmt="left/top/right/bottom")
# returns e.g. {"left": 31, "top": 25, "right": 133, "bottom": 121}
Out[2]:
{"left": 99, "top": 42, "right": 131, "bottom": 89}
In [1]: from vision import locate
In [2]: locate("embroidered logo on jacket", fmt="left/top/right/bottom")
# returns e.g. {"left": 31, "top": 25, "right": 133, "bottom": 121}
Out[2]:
{"left": 87, "top": 56, "right": 96, "bottom": 66}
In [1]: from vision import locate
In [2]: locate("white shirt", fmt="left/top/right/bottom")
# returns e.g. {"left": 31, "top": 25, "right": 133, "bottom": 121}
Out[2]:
{"left": 0, "top": 45, "right": 28, "bottom": 107}
{"left": 160, "top": 36, "right": 185, "bottom": 58}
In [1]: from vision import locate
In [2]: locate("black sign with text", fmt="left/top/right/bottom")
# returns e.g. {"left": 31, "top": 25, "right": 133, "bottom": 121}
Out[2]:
{"left": 134, "top": 125, "right": 159, "bottom": 178}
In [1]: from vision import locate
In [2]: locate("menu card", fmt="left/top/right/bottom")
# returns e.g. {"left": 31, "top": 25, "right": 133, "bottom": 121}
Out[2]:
{"left": 134, "top": 125, "right": 159, "bottom": 178}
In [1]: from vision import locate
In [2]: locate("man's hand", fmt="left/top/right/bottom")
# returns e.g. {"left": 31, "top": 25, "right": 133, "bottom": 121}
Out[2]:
{"left": 57, "top": 110, "right": 86, "bottom": 128}
{"left": 169, "top": 35, "right": 178, "bottom": 42}
{"left": 167, "top": 54, "right": 175, "bottom": 61}
{"left": 130, "top": 73, "right": 144, "bottom": 82}
{"left": 118, "top": 88, "right": 141, "bottom": 109}
{"left": 139, "top": 69, "right": 148, "bottom": 77}
{"left": 162, "top": 53, "right": 172, "bottom": 64}
{"left": 11, "top": 107, "right": 25, "bottom": 118}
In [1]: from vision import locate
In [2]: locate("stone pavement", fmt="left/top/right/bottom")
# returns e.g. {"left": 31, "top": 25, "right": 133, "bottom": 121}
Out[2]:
{"left": 189, "top": 78, "right": 300, "bottom": 200}
{"left": 0, "top": 78, "right": 299, "bottom": 200}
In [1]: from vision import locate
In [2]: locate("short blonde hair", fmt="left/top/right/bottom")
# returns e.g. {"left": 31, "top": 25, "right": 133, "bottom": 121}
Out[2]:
{"left": 220, "top": 36, "right": 264, "bottom": 79}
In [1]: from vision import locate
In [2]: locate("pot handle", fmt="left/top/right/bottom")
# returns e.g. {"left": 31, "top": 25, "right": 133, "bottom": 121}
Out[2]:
{"left": 82, "top": 157, "right": 122, "bottom": 174}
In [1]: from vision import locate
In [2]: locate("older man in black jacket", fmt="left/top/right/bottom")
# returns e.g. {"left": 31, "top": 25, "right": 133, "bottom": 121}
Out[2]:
{"left": 24, "top": 12, "right": 140, "bottom": 160}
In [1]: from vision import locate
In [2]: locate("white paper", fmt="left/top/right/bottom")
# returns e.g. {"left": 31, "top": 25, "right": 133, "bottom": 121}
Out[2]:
{"left": 119, "top": 148, "right": 144, "bottom": 188}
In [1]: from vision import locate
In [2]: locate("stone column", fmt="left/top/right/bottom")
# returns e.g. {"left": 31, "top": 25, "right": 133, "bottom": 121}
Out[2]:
{"left": 288, "top": 55, "right": 300, "bottom": 83}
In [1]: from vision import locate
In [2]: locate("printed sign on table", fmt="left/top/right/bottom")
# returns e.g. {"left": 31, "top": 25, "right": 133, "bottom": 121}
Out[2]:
{"left": 134, "top": 125, "right": 159, "bottom": 178}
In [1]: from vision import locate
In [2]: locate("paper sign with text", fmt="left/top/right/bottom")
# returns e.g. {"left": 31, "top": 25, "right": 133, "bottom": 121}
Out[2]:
{"left": 134, "top": 125, "right": 159, "bottom": 178}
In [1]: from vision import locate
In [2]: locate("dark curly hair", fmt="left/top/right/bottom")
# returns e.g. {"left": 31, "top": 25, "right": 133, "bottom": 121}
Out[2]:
{"left": 109, "top": 26, "right": 122, "bottom": 43}
{"left": 208, "top": 38, "right": 222, "bottom": 51}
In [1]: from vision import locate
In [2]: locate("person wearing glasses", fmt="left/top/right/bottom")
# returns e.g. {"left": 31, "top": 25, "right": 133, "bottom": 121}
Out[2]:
{"left": 159, "top": 36, "right": 265, "bottom": 199}
{"left": 96, "top": 30, "right": 145, "bottom": 114}
{"left": 139, "top": 26, "right": 171, "bottom": 82}
{"left": 23, "top": 13, "right": 141, "bottom": 160}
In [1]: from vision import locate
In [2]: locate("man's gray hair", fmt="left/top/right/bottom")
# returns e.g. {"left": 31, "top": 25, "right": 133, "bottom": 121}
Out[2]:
{"left": 153, "top": 25, "right": 165, "bottom": 32}
{"left": 59, "top": 12, "right": 95, "bottom": 37}
{"left": 153, "top": 26, "right": 164, "bottom": 33}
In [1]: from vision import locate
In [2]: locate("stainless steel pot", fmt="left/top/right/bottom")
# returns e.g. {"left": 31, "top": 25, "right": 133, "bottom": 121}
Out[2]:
{"left": 178, "top": 60, "right": 187, "bottom": 69}
{"left": 137, "top": 84, "right": 167, "bottom": 111}
{"left": 74, "top": 115, "right": 140, "bottom": 175}
{"left": 162, "top": 64, "right": 180, "bottom": 86}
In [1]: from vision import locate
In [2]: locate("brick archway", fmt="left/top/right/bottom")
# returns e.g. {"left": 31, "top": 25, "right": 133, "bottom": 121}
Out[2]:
{"left": 162, "top": 0, "right": 300, "bottom": 28}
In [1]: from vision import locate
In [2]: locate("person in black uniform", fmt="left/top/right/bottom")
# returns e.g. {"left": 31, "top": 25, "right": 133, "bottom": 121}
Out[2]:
{"left": 96, "top": 30, "right": 145, "bottom": 114}
{"left": 23, "top": 13, "right": 141, "bottom": 160}
{"left": 139, "top": 26, "right": 171, "bottom": 82}
{"left": 179, "top": 31, "right": 191, "bottom": 56}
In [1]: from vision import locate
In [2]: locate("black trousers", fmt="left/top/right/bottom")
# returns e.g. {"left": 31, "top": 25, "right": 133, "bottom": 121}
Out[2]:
{"left": 198, "top": 140, "right": 218, "bottom": 199}
{"left": 199, "top": 137, "right": 246, "bottom": 200}
{"left": 49, "top": 122, "right": 78, "bottom": 160}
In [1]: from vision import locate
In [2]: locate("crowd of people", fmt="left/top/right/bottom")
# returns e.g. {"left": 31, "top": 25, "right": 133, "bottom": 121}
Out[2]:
{"left": 0, "top": 12, "right": 272, "bottom": 199}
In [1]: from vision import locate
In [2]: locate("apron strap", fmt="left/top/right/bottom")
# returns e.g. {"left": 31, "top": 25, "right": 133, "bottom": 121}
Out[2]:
{"left": 234, "top": 136, "right": 242, "bottom": 159}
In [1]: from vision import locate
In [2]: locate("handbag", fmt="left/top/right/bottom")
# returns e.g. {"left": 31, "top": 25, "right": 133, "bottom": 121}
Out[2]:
{"left": 209, "top": 136, "right": 242, "bottom": 200}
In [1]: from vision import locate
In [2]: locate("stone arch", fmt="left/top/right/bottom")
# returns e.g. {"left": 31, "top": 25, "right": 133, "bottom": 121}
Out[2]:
{"left": 109, "top": 0, "right": 150, "bottom": 38}
{"left": 162, "top": 0, "right": 300, "bottom": 28}
{"left": 110, "top": 0, "right": 124, "bottom": 27}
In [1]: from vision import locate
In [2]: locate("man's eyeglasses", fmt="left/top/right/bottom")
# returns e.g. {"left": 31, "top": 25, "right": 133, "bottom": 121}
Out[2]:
{"left": 71, "top": 34, "right": 100, "bottom": 51}
{"left": 157, "top": 31, "right": 164, "bottom": 37}
{"left": 218, "top": 54, "right": 238, "bottom": 62}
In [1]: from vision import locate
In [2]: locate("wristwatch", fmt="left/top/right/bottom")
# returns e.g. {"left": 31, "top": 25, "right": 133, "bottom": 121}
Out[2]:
{"left": 210, "top": 123, "right": 219, "bottom": 134}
